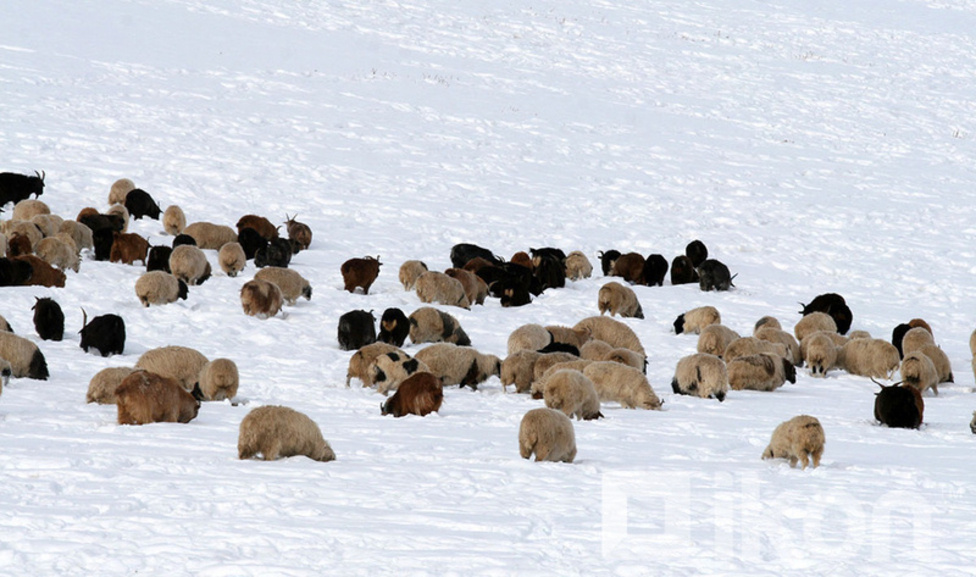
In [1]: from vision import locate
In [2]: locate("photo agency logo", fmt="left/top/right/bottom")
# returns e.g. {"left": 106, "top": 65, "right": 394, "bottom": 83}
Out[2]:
{"left": 601, "top": 471, "right": 934, "bottom": 563}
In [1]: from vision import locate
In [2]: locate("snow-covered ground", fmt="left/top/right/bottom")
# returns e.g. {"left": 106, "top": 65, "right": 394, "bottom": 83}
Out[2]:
{"left": 3, "top": 0, "right": 976, "bottom": 574}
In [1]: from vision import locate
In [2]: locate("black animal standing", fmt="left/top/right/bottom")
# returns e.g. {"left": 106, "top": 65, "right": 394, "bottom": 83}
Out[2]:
{"left": 598, "top": 250, "right": 621, "bottom": 277}
{"left": 378, "top": 308, "right": 410, "bottom": 347}
{"left": 146, "top": 246, "right": 173, "bottom": 273}
{"left": 800, "top": 292, "right": 853, "bottom": 335}
{"left": 32, "top": 297, "right": 65, "bottom": 341}
{"left": 123, "top": 188, "right": 162, "bottom": 220}
{"left": 685, "top": 239, "right": 708, "bottom": 267}
{"left": 697, "top": 259, "right": 734, "bottom": 291}
{"left": 449, "top": 243, "right": 504, "bottom": 269}
{"left": 0, "top": 257, "right": 34, "bottom": 287}
{"left": 670, "top": 255, "right": 698, "bottom": 285}
{"left": 641, "top": 254, "right": 669, "bottom": 287}
{"left": 79, "top": 311, "right": 126, "bottom": 357}
{"left": 337, "top": 310, "right": 376, "bottom": 351}
{"left": 237, "top": 227, "right": 269, "bottom": 260}
{"left": 874, "top": 381, "right": 923, "bottom": 429}
{"left": 254, "top": 238, "right": 292, "bottom": 268}
{"left": 0, "top": 170, "right": 45, "bottom": 207}
{"left": 92, "top": 228, "right": 116, "bottom": 262}
{"left": 172, "top": 234, "right": 197, "bottom": 248}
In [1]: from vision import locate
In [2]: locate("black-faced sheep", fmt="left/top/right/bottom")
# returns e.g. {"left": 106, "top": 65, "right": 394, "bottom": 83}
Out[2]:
{"left": 195, "top": 358, "right": 239, "bottom": 401}
{"left": 686, "top": 239, "right": 708, "bottom": 267}
{"left": 35, "top": 236, "right": 80, "bottom": 273}
{"left": 670, "top": 255, "right": 699, "bottom": 285}
{"left": 598, "top": 249, "right": 621, "bottom": 276}
{"left": 236, "top": 215, "right": 278, "bottom": 240}
{"left": 501, "top": 350, "right": 543, "bottom": 393}
{"left": 609, "top": 252, "right": 644, "bottom": 284}
{"left": 381, "top": 372, "right": 443, "bottom": 417}
{"left": 284, "top": 214, "right": 312, "bottom": 251}
{"left": 0, "top": 331, "right": 49, "bottom": 379}
{"left": 183, "top": 221, "right": 238, "bottom": 250}
{"left": 371, "top": 351, "right": 430, "bottom": 395}
{"left": 414, "top": 343, "right": 501, "bottom": 390}
{"left": 253, "top": 237, "right": 292, "bottom": 269}
{"left": 169, "top": 245, "right": 212, "bottom": 286}
{"left": 672, "top": 353, "right": 729, "bottom": 401}
{"left": 255, "top": 267, "right": 312, "bottom": 305}
{"left": 802, "top": 331, "right": 840, "bottom": 377}
{"left": 408, "top": 307, "right": 470, "bottom": 346}
{"left": 415, "top": 271, "right": 471, "bottom": 309}
{"left": 32, "top": 297, "right": 64, "bottom": 341}
{"left": 238, "top": 405, "right": 335, "bottom": 462}
{"left": 135, "top": 345, "right": 209, "bottom": 391}
{"left": 218, "top": 242, "right": 246, "bottom": 277}
{"left": 12, "top": 198, "right": 50, "bottom": 221}
{"left": 108, "top": 178, "right": 135, "bottom": 205}
{"left": 345, "top": 342, "right": 403, "bottom": 387}
{"left": 378, "top": 307, "right": 409, "bottom": 347}
{"left": 0, "top": 170, "right": 45, "bottom": 206}
{"left": 696, "top": 324, "right": 741, "bottom": 359}
{"left": 723, "top": 337, "right": 788, "bottom": 363}
{"left": 762, "top": 415, "right": 824, "bottom": 469}
{"left": 507, "top": 324, "right": 551, "bottom": 355}
{"left": 728, "top": 353, "right": 796, "bottom": 391}
{"left": 79, "top": 311, "right": 125, "bottom": 357}
{"left": 754, "top": 327, "right": 802, "bottom": 366}
{"left": 598, "top": 281, "right": 644, "bottom": 318}
{"left": 341, "top": 256, "right": 381, "bottom": 294}
{"left": 519, "top": 408, "right": 576, "bottom": 463}
{"left": 673, "top": 305, "right": 721, "bottom": 335}
{"left": 13, "top": 255, "right": 65, "bottom": 288}
{"left": 399, "top": 260, "right": 428, "bottom": 290}
{"left": 109, "top": 232, "right": 150, "bottom": 265}
{"left": 899, "top": 351, "right": 939, "bottom": 396}
{"left": 146, "top": 246, "right": 173, "bottom": 273}
{"left": 172, "top": 233, "right": 197, "bottom": 248}
{"left": 799, "top": 293, "right": 852, "bottom": 335}
{"left": 840, "top": 338, "right": 900, "bottom": 380}
{"left": 86, "top": 366, "right": 138, "bottom": 404}
{"left": 565, "top": 250, "right": 593, "bottom": 281}
{"left": 450, "top": 243, "right": 504, "bottom": 269}
{"left": 162, "top": 205, "right": 186, "bottom": 236}
{"left": 542, "top": 369, "right": 603, "bottom": 420}
{"left": 582, "top": 361, "right": 662, "bottom": 410}
{"left": 874, "top": 382, "right": 924, "bottom": 429}
{"left": 337, "top": 309, "right": 376, "bottom": 351}
{"left": 115, "top": 370, "right": 201, "bottom": 425}
{"left": 573, "top": 316, "right": 644, "bottom": 356}
{"left": 640, "top": 254, "right": 668, "bottom": 286}
{"left": 794, "top": 311, "right": 838, "bottom": 341}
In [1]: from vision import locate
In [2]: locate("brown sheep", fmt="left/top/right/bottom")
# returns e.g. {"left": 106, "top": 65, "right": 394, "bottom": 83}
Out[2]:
{"left": 541, "top": 369, "right": 603, "bottom": 420}
{"left": 609, "top": 252, "right": 644, "bottom": 283}
{"left": 7, "top": 233, "right": 32, "bottom": 257}
{"left": 109, "top": 232, "right": 150, "bottom": 265}
{"left": 510, "top": 251, "right": 534, "bottom": 270}
{"left": 398, "top": 260, "right": 428, "bottom": 290}
{"left": 183, "top": 221, "right": 239, "bottom": 250}
{"left": 381, "top": 372, "right": 444, "bottom": 417}
{"left": 240, "top": 279, "right": 284, "bottom": 319}
{"left": 415, "top": 271, "right": 470, "bottom": 309}
{"left": 341, "top": 256, "right": 381, "bottom": 294}
{"left": 12, "top": 255, "right": 66, "bottom": 288}
{"left": 762, "top": 415, "right": 825, "bottom": 469}
{"left": 284, "top": 214, "right": 312, "bottom": 251}
{"left": 236, "top": 214, "right": 279, "bottom": 240}
{"left": 115, "top": 370, "right": 201, "bottom": 425}
{"left": 195, "top": 358, "right": 240, "bottom": 401}
{"left": 162, "top": 205, "right": 186, "bottom": 236}
{"left": 500, "top": 350, "right": 543, "bottom": 393}
{"left": 445, "top": 267, "right": 487, "bottom": 306}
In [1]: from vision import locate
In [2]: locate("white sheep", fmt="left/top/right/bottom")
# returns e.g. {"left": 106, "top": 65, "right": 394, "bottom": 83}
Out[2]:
{"left": 901, "top": 326, "right": 935, "bottom": 356}
{"left": 163, "top": 205, "right": 187, "bottom": 236}
{"left": 518, "top": 408, "right": 577, "bottom": 463}
{"left": 573, "top": 316, "right": 645, "bottom": 356}
{"left": 579, "top": 339, "right": 614, "bottom": 361}
{"left": 530, "top": 352, "right": 582, "bottom": 397}
{"left": 238, "top": 405, "right": 336, "bottom": 462}
{"left": 722, "top": 337, "right": 788, "bottom": 363}
{"left": 754, "top": 327, "right": 801, "bottom": 365}
{"left": 218, "top": 242, "right": 247, "bottom": 278}
{"left": 135, "top": 271, "right": 188, "bottom": 307}
{"left": 399, "top": 260, "right": 429, "bottom": 290}
{"left": 507, "top": 323, "right": 551, "bottom": 355}
{"left": 598, "top": 281, "right": 644, "bottom": 319}
{"left": 762, "top": 415, "right": 824, "bottom": 469}
{"left": 672, "top": 353, "right": 729, "bottom": 401}
{"left": 408, "top": 307, "right": 470, "bottom": 346}
{"left": 86, "top": 366, "right": 138, "bottom": 404}
{"left": 565, "top": 250, "right": 593, "bottom": 281}
{"left": 105, "top": 203, "right": 130, "bottom": 233}
{"left": 58, "top": 220, "right": 94, "bottom": 251}
{"left": 840, "top": 338, "right": 900, "bottom": 380}
{"left": 346, "top": 342, "right": 404, "bottom": 387}
{"left": 35, "top": 236, "right": 80, "bottom": 273}
{"left": 414, "top": 343, "right": 501, "bottom": 389}
{"left": 12, "top": 198, "right": 51, "bottom": 221}
{"left": 109, "top": 178, "right": 136, "bottom": 205}
{"left": 169, "top": 244, "right": 212, "bottom": 286}
{"left": 542, "top": 369, "right": 603, "bottom": 420}
{"left": 794, "top": 312, "right": 837, "bottom": 341}
{"left": 0, "top": 332, "right": 49, "bottom": 380}
{"left": 371, "top": 351, "right": 430, "bottom": 396}
{"left": 196, "top": 358, "right": 239, "bottom": 401}
{"left": 754, "top": 316, "right": 782, "bottom": 332}
{"left": 673, "top": 305, "right": 721, "bottom": 335}
{"left": 255, "top": 266, "right": 312, "bottom": 305}
{"left": 899, "top": 351, "right": 939, "bottom": 396}
{"left": 545, "top": 325, "right": 593, "bottom": 350}
{"left": 697, "top": 324, "right": 741, "bottom": 359}
{"left": 30, "top": 214, "right": 63, "bottom": 238}
{"left": 135, "top": 345, "right": 209, "bottom": 391}
{"left": 415, "top": 271, "right": 471, "bottom": 309}
{"left": 582, "top": 361, "right": 662, "bottom": 410}
{"left": 183, "top": 221, "right": 238, "bottom": 250}
{"left": 728, "top": 353, "right": 796, "bottom": 391}
{"left": 500, "top": 350, "right": 543, "bottom": 393}
{"left": 601, "top": 347, "right": 646, "bottom": 373}
{"left": 802, "top": 331, "right": 840, "bottom": 377}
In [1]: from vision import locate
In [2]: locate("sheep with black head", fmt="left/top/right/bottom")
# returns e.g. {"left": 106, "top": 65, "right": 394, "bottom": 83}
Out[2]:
{"left": 79, "top": 310, "right": 126, "bottom": 357}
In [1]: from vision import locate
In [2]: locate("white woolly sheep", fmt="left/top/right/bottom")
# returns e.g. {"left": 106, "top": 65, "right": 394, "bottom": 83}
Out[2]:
{"left": 500, "top": 350, "right": 543, "bottom": 394}
{"left": 218, "top": 242, "right": 246, "bottom": 277}
{"left": 754, "top": 327, "right": 801, "bottom": 365}
{"left": 519, "top": 408, "right": 576, "bottom": 463}
{"left": 582, "top": 361, "right": 662, "bottom": 410}
{"left": 672, "top": 353, "right": 729, "bottom": 401}
{"left": 601, "top": 347, "right": 646, "bottom": 373}
{"left": 86, "top": 366, "right": 138, "bottom": 404}
{"left": 530, "top": 352, "right": 582, "bottom": 397}
{"left": 540, "top": 360, "right": 595, "bottom": 382}
{"left": 802, "top": 331, "right": 840, "bottom": 377}
{"left": 565, "top": 250, "right": 593, "bottom": 281}
{"left": 579, "top": 339, "right": 614, "bottom": 361}
{"left": 58, "top": 220, "right": 94, "bottom": 251}
{"left": 240, "top": 279, "right": 284, "bottom": 319}
{"left": 398, "top": 260, "right": 428, "bottom": 290}
{"left": 542, "top": 369, "right": 603, "bottom": 420}
{"left": 754, "top": 316, "right": 782, "bottom": 332}
{"left": 545, "top": 325, "right": 593, "bottom": 350}
{"left": 507, "top": 324, "right": 551, "bottom": 355}
{"left": 414, "top": 343, "right": 501, "bottom": 390}
{"left": 35, "top": 236, "right": 80, "bottom": 272}
{"left": 163, "top": 205, "right": 187, "bottom": 236}
{"left": 255, "top": 266, "right": 312, "bottom": 305}
{"left": 169, "top": 244, "right": 212, "bottom": 286}
{"left": 762, "top": 415, "right": 824, "bottom": 469}
{"left": 840, "top": 338, "right": 900, "bottom": 380}
{"left": 31, "top": 214, "right": 63, "bottom": 238}
{"left": 598, "top": 281, "right": 644, "bottom": 319}
{"left": 723, "top": 337, "right": 788, "bottom": 363}
{"left": 415, "top": 271, "right": 471, "bottom": 309}
{"left": 728, "top": 353, "right": 796, "bottom": 392}
{"left": 196, "top": 358, "right": 239, "bottom": 401}
{"left": 901, "top": 326, "right": 935, "bottom": 356}
{"left": 573, "top": 316, "right": 645, "bottom": 356}
{"left": 371, "top": 351, "right": 430, "bottom": 396}
{"left": 346, "top": 342, "right": 403, "bottom": 387}
{"left": 238, "top": 405, "right": 336, "bottom": 462}
{"left": 408, "top": 307, "right": 471, "bottom": 346}
{"left": 916, "top": 343, "right": 952, "bottom": 385}
{"left": 115, "top": 370, "right": 200, "bottom": 425}
{"left": 794, "top": 312, "right": 838, "bottom": 341}
{"left": 105, "top": 203, "right": 130, "bottom": 233}
{"left": 0, "top": 332, "right": 49, "bottom": 379}
{"left": 183, "top": 221, "right": 238, "bottom": 250}
{"left": 135, "top": 345, "right": 209, "bottom": 392}
{"left": 848, "top": 330, "right": 872, "bottom": 340}
{"left": 135, "top": 271, "right": 188, "bottom": 307}
{"left": 673, "top": 305, "right": 721, "bottom": 335}
{"left": 109, "top": 178, "right": 136, "bottom": 205}
{"left": 900, "top": 351, "right": 939, "bottom": 395}
{"left": 12, "top": 199, "right": 51, "bottom": 221}
{"left": 697, "top": 325, "right": 741, "bottom": 359}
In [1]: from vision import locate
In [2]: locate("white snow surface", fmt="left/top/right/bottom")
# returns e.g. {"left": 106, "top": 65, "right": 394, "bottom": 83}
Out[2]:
{"left": 3, "top": 0, "right": 976, "bottom": 574}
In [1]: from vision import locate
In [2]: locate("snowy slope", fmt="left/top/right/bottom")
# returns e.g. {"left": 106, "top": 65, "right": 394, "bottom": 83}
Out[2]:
{"left": 3, "top": 0, "right": 976, "bottom": 574}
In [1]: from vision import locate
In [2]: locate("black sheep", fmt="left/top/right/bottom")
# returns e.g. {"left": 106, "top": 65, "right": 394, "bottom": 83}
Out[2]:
{"left": 598, "top": 249, "right": 621, "bottom": 276}
{"left": 124, "top": 188, "right": 162, "bottom": 220}
{"left": 79, "top": 311, "right": 126, "bottom": 357}
{"left": 32, "top": 297, "right": 64, "bottom": 341}
{"left": 450, "top": 243, "right": 504, "bottom": 269}
{"left": 92, "top": 228, "right": 116, "bottom": 262}
{"left": 237, "top": 227, "right": 269, "bottom": 260}
{"left": 0, "top": 170, "right": 44, "bottom": 207}
{"left": 532, "top": 253, "right": 566, "bottom": 292}
{"left": 378, "top": 308, "right": 410, "bottom": 348}
{"left": 337, "top": 310, "right": 376, "bottom": 351}
{"left": 697, "top": 259, "right": 734, "bottom": 291}
{"left": 670, "top": 255, "right": 699, "bottom": 285}
{"left": 685, "top": 239, "right": 708, "bottom": 267}
{"left": 641, "top": 253, "right": 669, "bottom": 287}
{"left": 146, "top": 246, "right": 173, "bottom": 273}
{"left": 874, "top": 382, "right": 923, "bottom": 429}
{"left": 800, "top": 293, "right": 853, "bottom": 335}
{"left": 172, "top": 234, "right": 197, "bottom": 248}
{"left": 254, "top": 238, "right": 292, "bottom": 268}
{"left": 0, "top": 257, "right": 34, "bottom": 287}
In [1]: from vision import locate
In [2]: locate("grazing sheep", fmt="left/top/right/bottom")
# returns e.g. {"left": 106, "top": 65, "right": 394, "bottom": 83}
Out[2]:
{"left": 105, "top": 203, "right": 130, "bottom": 233}
{"left": 218, "top": 242, "right": 247, "bottom": 277}
{"left": 381, "top": 372, "right": 444, "bottom": 417}
{"left": 0, "top": 256, "right": 33, "bottom": 287}
{"left": 573, "top": 316, "right": 644, "bottom": 356}
{"left": 507, "top": 324, "right": 551, "bottom": 355}
{"left": 6, "top": 233, "right": 31, "bottom": 257}
{"left": 672, "top": 353, "right": 729, "bottom": 401}
{"left": 762, "top": 415, "right": 824, "bottom": 469}
{"left": 169, "top": 244, "right": 212, "bottom": 286}
{"left": 162, "top": 205, "right": 186, "bottom": 236}
{"left": 901, "top": 327, "right": 935, "bottom": 357}
{"left": 916, "top": 343, "right": 952, "bottom": 385}
{"left": 78, "top": 311, "right": 126, "bottom": 357}
{"left": 237, "top": 227, "right": 268, "bottom": 260}
{"left": 236, "top": 215, "right": 278, "bottom": 240}
{"left": 723, "top": 337, "right": 788, "bottom": 363}
{"left": 11, "top": 255, "right": 65, "bottom": 288}
{"left": 900, "top": 351, "right": 939, "bottom": 396}
{"left": 284, "top": 214, "right": 312, "bottom": 251}
{"left": 602, "top": 347, "right": 647, "bottom": 373}
{"left": 253, "top": 238, "right": 293, "bottom": 268}
{"left": 545, "top": 325, "right": 593, "bottom": 350}
{"left": 800, "top": 293, "right": 853, "bottom": 335}
{"left": 109, "top": 232, "right": 150, "bottom": 265}
{"left": 377, "top": 307, "right": 409, "bottom": 347}
{"left": 530, "top": 352, "right": 582, "bottom": 397}
{"left": 0, "top": 331, "right": 49, "bottom": 379}
{"left": 609, "top": 252, "right": 644, "bottom": 284}
{"left": 673, "top": 305, "right": 721, "bottom": 335}
{"left": 35, "top": 236, "right": 80, "bottom": 273}
{"left": 86, "top": 366, "right": 138, "bottom": 404}
{"left": 450, "top": 243, "right": 504, "bottom": 269}
{"left": 542, "top": 369, "right": 603, "bottom": 420}
{"left": 183, "top": 221, "right": 238, "bottom": 250}
{"left": 238, "top": 405, "right": 335, "bottom": 462}
{"left": 794, "top": 311, "right": 838, "bottom": 341}
{"left": 697, "top": 325, "right": 741, "bottom": 359}
{"left": 670, "top": 255, "right": 699, "bottom": 285}
{"left": 341, "top": 256, "right": 382, "bottom": 294}
{"left": 598, "top": 249, "right": 621, "bottom": 276}
{"left": 640, "top": 254, "right": 668, "bottom": 287}
{"left": 519, "top": 408, "right": 577, "bottom": 463}
{"left": 123, "top": 189, "right": 162, "bottom": 220}
{"left": 135, "top": 271, "right": 188, "bottom": 307}
{"left": 754, "top": 327, "right": 802, "bottom": 365}
{"left": 32, "top": 297, "right": 64, "bottom": 341}
{"left": 58, "top": 220, "right": 93, "bottom": 252}
{"left": 115, "top": 370, "right": 201, "bottom": 425}
{"left": 371, "top": 351, "right": 430, "bottom": 395}
{"left": 414, "top": 343, "right": 501, "bottom": 390}
{"left": 408, "top": 307, "right": 471, "bottom": 346}
{"left": 108, "top": 178, "right": 136, "bottom": 205}
{"left": 848, "top": 330, "right": 872, "bottom": 340}
{"left": 445, "top": 267, "right": 487, "bottom": 306}
{"left": 565, "top": 250, "right": 593, "bottom": 281}
{"left": 754, "top": 316, "right": 781, "bottom": 332}
{"left": 255, "top": 267, "right": 312, "bottom": 305}
{"left": 583, "top": 361, "right": 662, "bottom": 410}
{"left": 30, "top": 214, "right": 63, "bottom": 238}
{"left": 697, "top": 259, "right": 734, "bottom": 291}
{"left": 802, "top": 331, "right": 840, "bottom": 377}
{"left": 685, "top": 239, "right": 708, "bottom": 267}
{"left": 346, "top": 342, "right": 403, "bottom": 388}
{"left": 580, "top": 339, "right": 614, "bottom": 361}
{"left": 874, "top": 382, "right": 924, "bottom": 429}
{"left": 136, "top": 346, "right": 209, "bottom": 391}
{"left": 598, "top": 281, "right": 644, "bottom": 319}
{"left": 195, "top": 358, "right": 239, "bottom": 401}
{"left": 501, "top": 350, "right": 543, "bottom": 393}
{"left": 399, "top": 260, "right": 428, "bottom": 291}
{"left": 728, "top": 353, "right": 796, "bottom": 391}
{"left": 1, "top": 220, "right": 43, "bottom": 250}
{"left": 840, "top": 338, "right": 900, "bottom": 380}
{"left": 415, "top": 271, "right": 471, "bottom": 309}
{"left": 337, "top": 309, "right": 376, "bottom": 351}
{"left": 172, "top": 233, "right": 196, "bottom": 248}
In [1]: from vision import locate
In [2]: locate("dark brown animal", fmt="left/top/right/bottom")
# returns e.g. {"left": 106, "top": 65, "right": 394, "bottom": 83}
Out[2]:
{"left": 610, "top": 252, "right": 644, "bottom": 284}
{"left": 874, "top": 381, "right": 924, "bottom": 429}
{"left": 341, "top": 256, "right": 382, "bottom": 294}
{"left": 236, "top": 214, "right": 278, "bottom": 240}
{"left": 284, "top": 214, "right": 312, "bottom": 251}
{"left": 76, "top": 207, "right": 100, "bottom": 221}
{"left": 12, "top": 255, "right": 65, "bottom": 287}
{"left": 109, "top": 232, "right": 150, "bottom": 265}
{"left": 381, "top": 372, "right": 444, "bottom": 417}
{"left": 115, "top": 370, "right": 201, "bottom": 425}
{"left": 7, "top": 233, "right": 32, "bottom": 257}
{"left": 510, "top": 251, "right": 534, "bottom": 270}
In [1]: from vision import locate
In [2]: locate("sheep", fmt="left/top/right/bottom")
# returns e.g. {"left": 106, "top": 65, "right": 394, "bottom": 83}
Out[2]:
{"left": 640, "top": 254, "right": 669, "bottom": 286}
{"left": 794, "top": 311, "right": 837, "bottom": 341}
{"left": 696, "top": 325, "right": 741, "bottom": 359}
{"left": 507, "top": 324, "right": 551, "bottom": 355}
{"left": 530, "top": 352, "right": 582, "bottom": 397}
{"left": 802, "top": 331, "right": 840, "bottom": 377}
{"left": 182, "top": 221, "right": 238, "bottom": 250}
{"left": 916, "top": 343, "right": 952, "bottom": 385}
{"left": 519, "top": 408, "right": 576, "bottom": 463}
{"left": 172, "top": 233, "right": 196, "bottom": 248}
{"left": 105, "top": 203, "right": 130, "bottom": 233}
{"left": 337, "top": 309, "right": 376, "bottom": 350}
{"left": 565, "top": 250, "right": 593, "bottom": 281}
{"left": 255, "top": 267, "right": 312, "bottom": 305}
{"left": 109, "top": 232, "right": 150, "bottom": 265}
{"left": 450, "top": 243, "right": 504, "bottom": 269}
{"left": 10, "top": 255, "right": 64, "bottom": 288}
{"left": 58, "top": 220, "right": 94, "bottom": 252}
{"left": 573, "top": 316, "right": 644, "bottom": 356}
{"left": 511, "top": 251, "right": 534, "bottom": 270}
{"left": 341, "top": 256, "right": 381, "bottom": 294}
{"left": 86, "top": 366, "right": 138, "bottom": 404}
{"left": 800, "top": 293, "right": 852, "bottom": 335}
{"left": 381, "top": 372, "right": 444, "bottom": 417}
{"left": 253, "top": 238, "right": 292, "bottom": 268}
{"left": 609, "top": 252, "right": 644, "bottom": 284}
{"left": 236, "top": 215, "right": 278, "bottom": 240}
{"left": 35, "top": 236, "right": 80, "bottom": 273}
{"left": 754, "top": 316, "right": 782, "bottom": 332}
{"left": 238, "top": 279, "right": 284, "bottom": 319}
{"left": 195, "top": 358, "right": 239, "bottom": 401}
{"left": 237, "top": 227, "right": 268, "bottom": 260}
{"left": 415, "top": 271, "right": 471, "bottom": 309}
{"left": 697, "top": 259, "right": 734, "bottom": 291}
{"left": 728, "top": 353, "right": 796, "bottom": 391}
{"left": 723, "top": 337, "right": 788, "bottom": 363}
{"left": 1, "top": 220, "right": 41, "bottom": 248}
{"left": 532, "top": 249, "right": 566, "bottom": 292}
{"left": 115, "top": 370, "right": 201, "bottom": 425}
{"left": 900, "top": 327, "right": 935, "bottom": 356}
{"left": 597, "top": 249, "right": 621, "bottom": 276}
{"left": 685, "top": 239, "right": 708, "bottom": 267}
{"left": 673, "top": 305, "right": 721, "bottom": 335}
{"left": 0, "top": 331, "right": 49, "bottom": 379}
{"left": 31, "top": 297, "right": 64, "bottom": 342}
{"left": 899, "top": 351, "right": 939, "bottom": 396}
{"left": 545, "top": 325, "right": 593, "bottom": 350}
{"left": 146, "top": 246, "right": 173, "bottom": 273}
{"left": 602, "top": 347, "right": 647, "bottom": 373}
{"left": 540, "top": 360, "right": 595, "bottom": 381}
{"left": 542, "top": 369, "right": 603, "bottom": 420}
{"left": 761, "top": 415, "right": 824, "bottom": 469}
{"left": 135, "top": 270, "right": 187, "bottom": 307}
{"left": 12, "top": 198, "right": 50, "bottom": 221}
{"left": 377, "top": 307, "right": 409, "bottom": 347}
{"left": 0, "top": 170, "right": 45, "bottom": 206}
{"left": 77, "top": 311, "right": 125, "bottom": 357}
{"left": 848, "top": 330, "right": 872, "bottom": 340}
{"left": 582, "top": 361, "right": 662, "bottom": 410}
{"left": 754, "top": 327, "right": 802, "bottom": 366}
{"left": 218, "top": 242, "right": 247, "bottom": 277}
{"left": 598, "top": 281, "right": 644, "bottom": 319}
{"left": 108, "top": 177, "right": 136, "bottom": 205}
{"left": 672, "top": 353, "right": 729, "bottom": 401}
{"left": 169, "top": 244, "right": 212, "bottom": 286}
{"left": 580, "top": 339, "right": 614, "bottom": 361}
{"left": 840, "top": 338, "right": 900, "bottom": 380}
{"left": 399, "top": 260, "right": 428, "bottom": 290}
{"left": 408, "top": 307, "right": 471, "bottom": 346}
{"left": 414, "top": 343, "right": 501, "bottom": 390}
{"left": 238, "top": 405, "right": 336, "bottom": 462}
{"left": 874, "top": 382, "right": 924, "bottom": 429}
{"left": 371, "top": 351, "right": 430, "bottom": 395}
{"left": 0, "top": 256, "right": 33, "bottom": 287}
{"left": 284, "top": 214, "right": 312, "bottom": 251}
{"left": 6, "top": 233, "right": 31, "bottom": 257}
{"left": 670, "top": 255, "right": 699, "bottom": 285}
{"left": 136, "top": 345, "right": 209, "bottom": 391}
{"left": 345, "top": 342, "right": 403, "bottom": 387}
{"left": 500, "top": 350, "right": 543, "bottom": 393}
{"left": 121, "top": 188, "right": 161, "bottom": 220}
{"left": 445, "top": 267, "right": 487, "bottom": 306}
